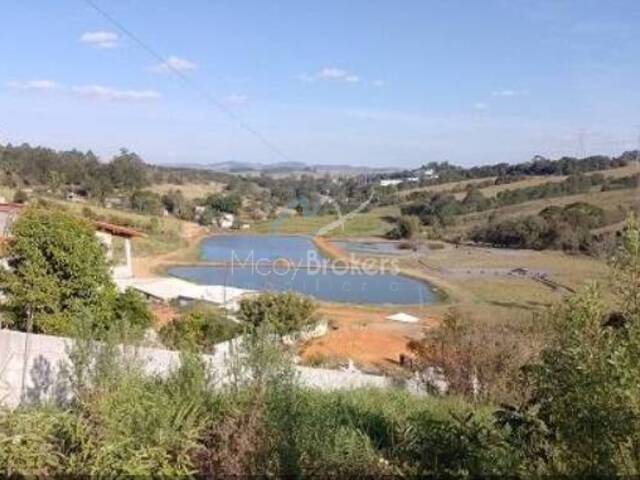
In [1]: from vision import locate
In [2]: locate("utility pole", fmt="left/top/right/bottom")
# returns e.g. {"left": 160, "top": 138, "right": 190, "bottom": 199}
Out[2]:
{"left": 578, "top": 129, "right": 586, "bottom": 158}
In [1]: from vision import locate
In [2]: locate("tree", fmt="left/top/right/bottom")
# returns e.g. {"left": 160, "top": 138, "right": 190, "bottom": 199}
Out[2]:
{"left": 0, "top": 209, "right": 117, "bottom": 335}
{"left": 108, "top": 149, "right": 149, "bottom": 191}
{"left": 506, "top": 215, "right": 640, "bottom": 475}
{"left": 238, "top": 292, "right": 317, "bottom": 336}
{"left": 203, "top": 193, "right": 242, "bottom": 214}
{"left": 159, "top": 304, "right": 241, "bottom": 352}
{"left": 12, "top": 189, "right": 28, "bottom": 204}
{"left": 162, "top": 189, "right": 194, "bottom": 220}
{"left": 112, "top": 288, "right": 155, "bottom": 336}
{"left": 130, "top": 190, "right": 163, "bottom": 215}
{"left": 386, "top": 215, "right": 421, "bottom": 240}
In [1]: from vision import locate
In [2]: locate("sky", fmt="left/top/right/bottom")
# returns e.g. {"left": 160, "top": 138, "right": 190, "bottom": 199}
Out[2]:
{"left": 1, "top": 0, "right": 640, "bottom": 168}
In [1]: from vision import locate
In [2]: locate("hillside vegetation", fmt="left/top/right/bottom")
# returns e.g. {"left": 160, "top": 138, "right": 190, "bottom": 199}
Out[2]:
{"left": 2, "top": 217, "right": 640, "bottom": 476}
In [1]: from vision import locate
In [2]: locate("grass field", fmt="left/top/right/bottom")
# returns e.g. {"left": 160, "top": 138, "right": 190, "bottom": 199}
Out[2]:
{"left": 43, "top": 197, "right": 189, "bottom": 257}
{"left": 399, "top": 163, "right": 640, "bottom": 200}
{"left": 253, "top": 205, "right": 399, "bottom": 237}
{"left": 396, "top": 241, "right": 609, "bottom": 328}
{"left": 147, "top": 181, "right": 225, "bottom": 200}
{"left": 447, "top": 186, "right": 640, "bottom": 236}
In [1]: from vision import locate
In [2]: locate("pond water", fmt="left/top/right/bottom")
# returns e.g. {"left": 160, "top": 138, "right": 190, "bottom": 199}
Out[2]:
{"left": 169, "top": 235, "right": 441, "bottom": 305}
{"left": 199, "top": 234, "right": 316, "bottom": 264}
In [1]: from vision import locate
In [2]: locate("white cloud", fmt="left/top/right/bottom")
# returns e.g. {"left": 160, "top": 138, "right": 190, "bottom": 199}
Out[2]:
{"left": 371, "top": 79, "right": 385, "bottom": 87}
{"left": 491, "top": 89, "right": 527, "bottom": 97}
{"left": 221, "top": 94, "right": 249, "bottom": 107}
{"left": 152, "top": 55, "right": 198, "bottom": 74}
{"left": 298, "top": 66, "right": 361, "bottom": 84}
{"left": 6, "top": 79, "right": 59, "bottom": 91}
{"left": 72, "top": 85, "right": 161, "bottom": 102}
{"left": 80, "top": 31, "right": 119, "bottom": 49}
{"left": 319, "top": 67, "right": 348, "bottom": 79}
{"left": 473, "top": 102, "right": 489, "bottom": 110}
{"left": 295, "top": 73, "right": 316, "bottom": 83}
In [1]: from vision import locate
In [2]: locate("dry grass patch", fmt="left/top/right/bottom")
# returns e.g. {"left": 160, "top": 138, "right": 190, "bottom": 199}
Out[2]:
{"left": 148, "top": 181, "right": 225, "bottom": 200}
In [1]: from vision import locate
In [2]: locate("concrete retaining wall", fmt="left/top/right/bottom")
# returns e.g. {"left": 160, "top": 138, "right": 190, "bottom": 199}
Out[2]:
{"left": 0, "top": 328, "right": 418, "bottom": 408}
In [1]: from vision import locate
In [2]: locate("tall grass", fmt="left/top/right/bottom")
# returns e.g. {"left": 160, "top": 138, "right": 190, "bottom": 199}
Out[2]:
{"left": 0, "top": 326, "right": 514, "bottom": 477}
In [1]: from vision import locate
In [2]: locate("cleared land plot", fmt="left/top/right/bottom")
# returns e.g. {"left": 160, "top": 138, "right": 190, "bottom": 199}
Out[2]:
{"left": 300, "top": 304, "right": 438, "bottom": 373}
{"left": 301, "top": 239, "right": 610, "bottom": 373}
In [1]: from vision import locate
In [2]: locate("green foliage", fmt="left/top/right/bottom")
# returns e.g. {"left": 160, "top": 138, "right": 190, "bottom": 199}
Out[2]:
{"left": 108, "top": 149, "right": 149, "bottom": 191}
{"left": 386, "top": 214, "right": 421, "bottom": 239}
{"left": 12, "top": 189, "right": 28, "bottom": 204}
{"left": 403, "top": 170, "right": 636, "bottom": 229}
{"left": 197, "top": 206, "right": 216, "bottom": 226}
{"left": 470, "top": 202, "right": 605, "bottom": 251}
{"left": 0, "top": 323, "right": 520, "bottom": 477}
{"left": 130, "top": 190, "right": 163, "bottom": 215}
{"left": 400, "top": 409, "right": 514, "bottom": 476}
{"left": 0, "top": 409, "right": 72, "bottom": 476}
{"left": 0, "top": 209, "right": 153, "bottom": 338}
{"left": 0, "top": 208, "right": 117, "bottom": 335}
{"left": 161, "top": 189, "right": 194, "bottom": 220}
{"left": 503, "top": 214, "right": 640, "bottom": 476}
{"left": 159, "top": 303, "right": 241, "bottom": 352}
{"left": 203, "top": 193, "right": 241, "bottom": 214}
{"left": 611, "top": 215, "right": 640, "bottom": 317}
{"left": 238, "top": 291, "right": 317, "bottom": 335}
{"left": 112, "top": 288, "right": 154, "bottom": 336}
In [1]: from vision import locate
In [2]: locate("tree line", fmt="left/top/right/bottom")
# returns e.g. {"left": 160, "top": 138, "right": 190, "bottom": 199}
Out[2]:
{"left": 401, "top": 171, "right": 638, "bottom": 229}
{"left": 374, "top": 150, "right": 635, "bottom": 186}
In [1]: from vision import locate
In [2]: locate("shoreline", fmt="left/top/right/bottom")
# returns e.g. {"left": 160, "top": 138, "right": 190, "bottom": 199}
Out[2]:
{"left": 132, "top": 222, "right": 209, "bottom": 277}
{"left": 134, "top": 228, "right": 451, "bottom": 310}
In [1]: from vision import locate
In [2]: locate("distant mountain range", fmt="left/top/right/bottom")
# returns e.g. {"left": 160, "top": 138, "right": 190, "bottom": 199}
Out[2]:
{"left": 169, "top": 161, "right": 398, "bottom": 175}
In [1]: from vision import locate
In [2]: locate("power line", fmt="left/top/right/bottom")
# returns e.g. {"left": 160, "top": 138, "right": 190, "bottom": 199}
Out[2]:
{"left": 81, "top": 0, "right": 294, "bottom": 163}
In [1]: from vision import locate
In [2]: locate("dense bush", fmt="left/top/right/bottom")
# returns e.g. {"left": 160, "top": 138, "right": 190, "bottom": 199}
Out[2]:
{"left": 0, "top": 209, "right": 153, "bottom": 337}
{"left": 403, "top": 171, "right": 637, "bottom": 228}
{"left": 0, "top": 209, "right": 117, "bottom": 334}
{"left": 386, "top": 215, "right": 421, "bottom": 239}
{"left": 0, "top": 341, "right": 516, "bottom": 477}
{"left": 202, "top": 193, "right": 242, "bottom": 214}
{"left": 159, "top": 303, "right": 241, "bottom": 352}
{"left": 12, "top": 189, "right": 28, "bottom": 203}
{"left": 238, "top": 292, "right": 317, "bottom": 336}
{"left": 130, "top": 190, "right": 164, "bottom": 215}
{"left": 469, "top": 202, "right": 605, "bottom": 251}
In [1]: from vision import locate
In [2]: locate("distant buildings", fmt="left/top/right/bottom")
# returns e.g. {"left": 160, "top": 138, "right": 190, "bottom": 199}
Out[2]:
{"left": 218, "top": 212, "right": 235, "bottom": 229}
{"left": 378, "top": 168, "right": 438, "bottom": 187}
{"left": 379, "top": 177, "right": 419, "bottom": 187}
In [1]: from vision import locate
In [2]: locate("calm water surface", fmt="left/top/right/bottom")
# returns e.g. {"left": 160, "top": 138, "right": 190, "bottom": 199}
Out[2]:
{"left": 170, "top": 235, "right": 441, "bottom": 305}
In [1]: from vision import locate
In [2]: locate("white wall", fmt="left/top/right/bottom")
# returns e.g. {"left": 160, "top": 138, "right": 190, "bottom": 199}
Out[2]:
{"left": 0, "top": 328, "right": 423, "bottom": 408}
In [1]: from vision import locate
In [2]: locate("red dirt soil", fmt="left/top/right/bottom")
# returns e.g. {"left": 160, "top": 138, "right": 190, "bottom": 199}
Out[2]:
{"left": 300, "top": 305, "right": 439, "bottom": 372}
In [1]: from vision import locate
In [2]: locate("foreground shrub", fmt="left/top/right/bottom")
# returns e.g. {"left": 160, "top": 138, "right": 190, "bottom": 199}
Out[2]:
{"left": 0, "top": 208, "right": 117, "bottom": 335}
{"left": 159, "top": 303, "right": 241, "bottom": 352}
{"left": 238, "top": 291, "right": 317, "bottom": 336}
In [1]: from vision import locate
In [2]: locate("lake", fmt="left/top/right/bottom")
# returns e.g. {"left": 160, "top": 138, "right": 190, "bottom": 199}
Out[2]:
{"left": 169, "top": 235, "right": 441, "bottom": 305}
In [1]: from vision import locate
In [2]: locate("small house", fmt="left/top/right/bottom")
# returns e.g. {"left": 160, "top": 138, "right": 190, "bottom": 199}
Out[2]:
{"left": 218, "top": 212, "right": 235, "bottom": 229}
